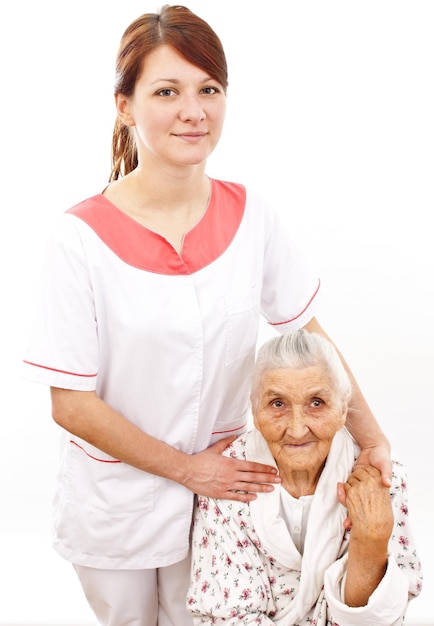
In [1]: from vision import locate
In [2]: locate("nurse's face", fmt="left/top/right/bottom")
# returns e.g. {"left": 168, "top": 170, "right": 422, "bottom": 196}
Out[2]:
{"left": 116, "top": 44, "right": 226, "bottom": 169}
{"left": 253, "top": 366, "right": 347, "bottom": 474}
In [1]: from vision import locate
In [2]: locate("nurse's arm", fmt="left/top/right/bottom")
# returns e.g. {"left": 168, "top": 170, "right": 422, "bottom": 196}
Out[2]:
{"left": 50, "top": 387, "right": 280, "bottom": 503}
{"left": 302, "top": 317, "right": 392, "bottom": 487}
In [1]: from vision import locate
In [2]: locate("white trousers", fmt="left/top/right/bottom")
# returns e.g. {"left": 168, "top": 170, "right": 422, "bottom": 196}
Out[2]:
{"left": 74, "top": 554, "right": 194, "bottom": 626}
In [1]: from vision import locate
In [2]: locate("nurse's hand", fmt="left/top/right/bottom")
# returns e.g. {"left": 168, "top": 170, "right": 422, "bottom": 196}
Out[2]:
{"left": 183, "top": 436, "right": 281, "bottom": 502}
{"left": 355, "top": 442, "right": 392, "bottom": 487}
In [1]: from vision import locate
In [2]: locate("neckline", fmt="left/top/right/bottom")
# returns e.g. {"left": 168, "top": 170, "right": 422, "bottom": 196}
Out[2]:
{"left": 100, "top": 177, "right": 212, "bottom": 244}
{"left": 67, "top": 179, "right": 246, "bottom": 275}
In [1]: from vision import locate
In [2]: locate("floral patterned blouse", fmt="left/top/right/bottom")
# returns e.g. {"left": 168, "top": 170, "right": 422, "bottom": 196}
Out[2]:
{"left": 187, "top": 429, "right": 422, "bottom": 625}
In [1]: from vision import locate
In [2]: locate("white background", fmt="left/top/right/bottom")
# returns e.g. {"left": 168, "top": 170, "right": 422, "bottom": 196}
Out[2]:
{"left": 1, "top": 1, "right": 432, "bottom": 624}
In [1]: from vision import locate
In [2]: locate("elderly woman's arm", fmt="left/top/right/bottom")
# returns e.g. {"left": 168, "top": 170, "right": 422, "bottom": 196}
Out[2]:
{"left": 343, "top": 465, "right": 393, "bottom": 606}
{"left": 303, "top": 318, "right": 392, "bottom": 486}
{"left": 324, "top": 461, "right": 423, "bottom": 625}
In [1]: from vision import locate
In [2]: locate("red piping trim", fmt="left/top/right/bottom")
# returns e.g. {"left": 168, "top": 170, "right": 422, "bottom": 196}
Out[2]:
{"left": 267, "top": 279, "right": 321, "bottom": 326}
{"left": 23, "top": 360, "right": 97, "bottom": 378}
{"left": 70, "top": 440, "right": 121, "bottom": 463}
{"left": 212, "top": 422, "right": 247, "bottom": 435}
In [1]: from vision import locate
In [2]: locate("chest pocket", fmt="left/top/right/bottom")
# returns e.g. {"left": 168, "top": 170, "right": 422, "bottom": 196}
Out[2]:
{"left": 225, "top": 283, "right": 261, "bottom": 366}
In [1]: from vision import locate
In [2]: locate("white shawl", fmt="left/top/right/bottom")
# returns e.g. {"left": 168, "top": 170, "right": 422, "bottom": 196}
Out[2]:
{"left": 246, "top": 427, "right": 358, "bottom": 624}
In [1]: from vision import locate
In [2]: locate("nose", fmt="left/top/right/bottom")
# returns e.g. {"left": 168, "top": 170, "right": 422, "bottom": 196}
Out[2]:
{"left": 284, "top": 406, "right": 309, "bottom": 438}
{"left": 179, "top": 94, "right": 206, "bottom": 123}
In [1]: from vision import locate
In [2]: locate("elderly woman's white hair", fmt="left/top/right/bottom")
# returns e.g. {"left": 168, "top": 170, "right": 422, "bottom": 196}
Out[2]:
{"left": 250, "top": 329, "right": 353, "bottom": 411}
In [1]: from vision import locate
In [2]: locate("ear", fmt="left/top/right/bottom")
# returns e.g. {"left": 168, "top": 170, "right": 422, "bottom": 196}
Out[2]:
{"left": 338, "top": 406, "right": 348, "bottom": 429}
{"left": 115, "top": 93, "right": 136, "bottom": 127}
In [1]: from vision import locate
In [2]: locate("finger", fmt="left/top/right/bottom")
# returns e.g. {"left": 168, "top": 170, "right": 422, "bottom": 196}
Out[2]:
{"left": 231, "top": 480, "right": 276, "bottom": 494}
{"left": 381, "top": 470, "right": 392, "bottom": 488}
{"left": 337, "top": 482, "right": 346, "bottom": 506}
{"left": 234, "top": 460, "right": 280, "bottom": 477}
{"left": 347, "top": 464, "right": 380, "bottom": 485}
{"left": 352, "top": 463, "right": 373, "bottom": 472}
{"left": 220, "top": 490, "right": 258, "bottom": 503}
{"left": 234, "top": 470, "right": 281, "bottom": 485}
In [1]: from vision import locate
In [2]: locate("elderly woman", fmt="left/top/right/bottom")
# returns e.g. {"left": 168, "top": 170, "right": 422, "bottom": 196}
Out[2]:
{"left": 187, "top": 330, "right": 422, "bottom": 625}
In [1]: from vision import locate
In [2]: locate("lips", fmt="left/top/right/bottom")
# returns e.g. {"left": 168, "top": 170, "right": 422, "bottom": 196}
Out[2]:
{"left": 174, "top": 132, "right": 207, "bottom": 142}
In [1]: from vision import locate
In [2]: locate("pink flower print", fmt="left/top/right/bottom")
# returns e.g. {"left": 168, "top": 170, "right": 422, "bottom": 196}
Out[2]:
{"left": 282, "top": 587, "right": 295, "bottom": 596}
{"left": 399, "top": 535, "right": 410, "bottom": 549}
{"left": 201, "top": 536, "right": 209, "bottom": 548}
{"left": 223, "top": 587, "right": 230, "bottom": 600}
{"left": 198, "top": 498, "right": 209, "bottom": 511}
{"left": 201, "top": 580, "right": 210, "bottom": 593}
{"left": 240, "top": 588, "right": 252, "bottom": 601}
{"left": 194, "top": 568, "right": 201, "bottom": 582}
{"left": 401, "top": 504, "right": 409, "bottom": 516}
{"left": 225, "top": 555, "right": 232, "bottom": 567}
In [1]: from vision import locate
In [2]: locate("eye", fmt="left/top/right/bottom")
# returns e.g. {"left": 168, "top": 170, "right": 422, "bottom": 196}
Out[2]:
{"left": 271, "top": 399, "right": 284, "bottom": 408}
{"left": 311, "top": 398, "right": 324, "bottom": 408}
{"left": 201, "top": 86, "right": 219, "bottom": 95}
{"left": 157, "top": 88, "right": 177, "bottom": 97}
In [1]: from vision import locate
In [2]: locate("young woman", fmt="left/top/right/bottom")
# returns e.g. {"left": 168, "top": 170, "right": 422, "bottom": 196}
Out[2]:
{"left": 23, "top": 6, "right": 392, "bottom": 626}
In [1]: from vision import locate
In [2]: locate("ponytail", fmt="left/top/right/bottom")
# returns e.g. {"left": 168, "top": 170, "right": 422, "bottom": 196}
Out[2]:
{"left": 109, "top": 117, "right": 138, "bottom": 182}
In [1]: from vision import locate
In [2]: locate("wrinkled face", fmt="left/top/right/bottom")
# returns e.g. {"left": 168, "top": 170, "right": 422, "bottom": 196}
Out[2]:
{"left": 116, "top": 44, "right": 226, "bottom": 168}
{"left": 253, "top": 366, "right": 347, "bottom": 473}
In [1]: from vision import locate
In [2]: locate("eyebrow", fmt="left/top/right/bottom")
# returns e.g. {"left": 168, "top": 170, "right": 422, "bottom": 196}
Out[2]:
{"left": 263, "top": 386, "right": 332, "bottom": 398}
{"left": 150, "top": 76, "right": 214, "bottom": 86}
{"left": 263, "top": 388, "right": 285, "bottom": 398}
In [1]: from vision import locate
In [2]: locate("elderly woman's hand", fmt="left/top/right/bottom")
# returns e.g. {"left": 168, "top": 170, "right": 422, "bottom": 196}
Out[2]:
{"left": 338, "top": 464, "right": 394, "bottom": 543}
{"left": 338, "top": 445, "right": 392, "bottom": 530}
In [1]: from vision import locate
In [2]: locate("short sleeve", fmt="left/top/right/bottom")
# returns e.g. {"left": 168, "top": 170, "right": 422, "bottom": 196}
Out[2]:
{"left": 260, "top": 200, "right": 321, "bottom": 331}
{"left": 22, "top": 214, "right": 98, "bottom": 390}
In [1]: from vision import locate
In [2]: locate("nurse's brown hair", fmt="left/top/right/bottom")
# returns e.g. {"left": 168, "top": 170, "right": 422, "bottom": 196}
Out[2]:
{"left": 109, "top": 4, "right": 228, "bottom": 181}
